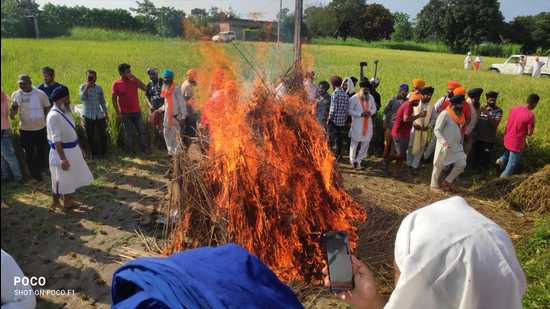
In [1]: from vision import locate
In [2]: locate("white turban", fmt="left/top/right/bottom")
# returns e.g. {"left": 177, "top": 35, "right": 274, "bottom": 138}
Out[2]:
{"left": 342, "top": 77, "right": 355, "bottom": 96}
{"left": 385, "top": 196, "right": 526, "bottom": 309}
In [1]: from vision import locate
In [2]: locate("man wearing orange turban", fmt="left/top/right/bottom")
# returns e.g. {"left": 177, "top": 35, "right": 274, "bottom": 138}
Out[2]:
{"left": 407, "top": 78, "right": 426, "bottom": 99}
{"left": 423, "top": 81, "right": 463, "bottom": 160}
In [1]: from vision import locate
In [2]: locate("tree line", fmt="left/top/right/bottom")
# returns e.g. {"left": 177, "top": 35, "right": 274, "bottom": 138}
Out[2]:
{"left": 305, "top": 0, "right": 549, "bottom": 54}
{"left": 1, "top": 0, "right": 549, "bottom": 54}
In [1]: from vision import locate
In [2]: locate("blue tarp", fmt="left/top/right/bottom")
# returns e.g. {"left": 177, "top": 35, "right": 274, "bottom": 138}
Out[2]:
{"left": 111, "top": 243, "right": 304, "bottom": 309}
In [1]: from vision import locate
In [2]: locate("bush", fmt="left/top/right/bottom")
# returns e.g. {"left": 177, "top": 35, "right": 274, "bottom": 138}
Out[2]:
{"left": 472, "top": 42, "right": 522, "bottom": 57}
{"left": 310, "top": 37, "right": 450, "bottom": 53}
{"left": 64, "top": 27, "right": 164, "bottom": 41}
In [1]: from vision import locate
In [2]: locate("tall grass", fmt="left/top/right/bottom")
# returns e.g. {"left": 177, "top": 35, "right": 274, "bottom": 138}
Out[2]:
{"left": 312, "top": 37, "right": 524, "bottom": 58}
{"left": 473, "top": 42, "right": 523, "bottom": 58}
{"left": 311, "top": 37, "right": 450, "bottom": 53}
{"left": 64, "top": 27, "right": 168, "bottom": 41}
{"left": 1, "top": 35, "right": 549, "bottom": 167}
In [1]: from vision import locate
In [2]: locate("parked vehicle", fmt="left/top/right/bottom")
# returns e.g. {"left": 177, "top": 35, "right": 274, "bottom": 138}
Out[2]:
{"left": 490, "top": 55, "right": 550, "bottom": 77}
{"left": 212, "top": 31, "right": 236, "bottom": 43}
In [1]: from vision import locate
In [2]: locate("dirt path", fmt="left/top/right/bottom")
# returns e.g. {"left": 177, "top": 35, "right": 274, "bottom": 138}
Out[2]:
{"left": 1, "top": 153, "right": 170, "bottom": 308}
{"left": 1, "top": 153, "right": 534, "bottom": 308}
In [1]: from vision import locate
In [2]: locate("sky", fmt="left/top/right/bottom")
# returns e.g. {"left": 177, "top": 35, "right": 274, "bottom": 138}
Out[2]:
{"left": 35, "top": 0, "right": 550, "bottom": 21}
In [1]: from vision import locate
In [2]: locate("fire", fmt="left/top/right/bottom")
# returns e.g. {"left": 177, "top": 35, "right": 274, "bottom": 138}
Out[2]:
{"left": 165, "top": 42, "right": 366, "bottom": 282}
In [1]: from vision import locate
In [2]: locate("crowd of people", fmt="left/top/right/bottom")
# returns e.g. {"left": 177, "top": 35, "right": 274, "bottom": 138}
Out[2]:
{"left": 1, "top": 65, "right": 540, "bottom": 308}
{"left": 1, "top": 64, "right": 199, "bottom": 210}
{"left": 307, "top": 73, "right": 540, "bottom": 193}
{"left": 0, "top": 64, "right": 542, "bottom": 207}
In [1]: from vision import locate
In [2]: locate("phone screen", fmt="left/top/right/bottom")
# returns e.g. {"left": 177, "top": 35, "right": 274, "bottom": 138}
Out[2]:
{"left": 323, "top": 231, "right": 353, "bottom": 293}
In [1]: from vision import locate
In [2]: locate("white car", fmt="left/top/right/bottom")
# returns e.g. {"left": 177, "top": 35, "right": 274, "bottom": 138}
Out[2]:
{"left": 490, "top": 55, "right": 550, "bottom": 77}
{"left": 212, "top": 31, "right": 236, "bottom": 43}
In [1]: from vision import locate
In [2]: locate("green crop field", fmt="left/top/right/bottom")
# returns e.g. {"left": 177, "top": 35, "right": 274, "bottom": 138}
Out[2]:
{"left": 2, "top": 37, "right": 549, "bottom": 167}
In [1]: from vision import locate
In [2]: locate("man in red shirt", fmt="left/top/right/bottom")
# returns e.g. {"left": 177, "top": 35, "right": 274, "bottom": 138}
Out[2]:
{"left": 384, "top": 92, "right": 426, "bottom": 175}
{"left": 497, "top": 94, "right": 539, "bottom": 177}
{"left": 112, "top": 63, "right": 148, "bottom": 153}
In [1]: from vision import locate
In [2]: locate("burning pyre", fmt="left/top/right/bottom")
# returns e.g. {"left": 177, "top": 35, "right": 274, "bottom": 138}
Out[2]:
{"left": 163, "top": 43, "right": 366, "bottom": 282}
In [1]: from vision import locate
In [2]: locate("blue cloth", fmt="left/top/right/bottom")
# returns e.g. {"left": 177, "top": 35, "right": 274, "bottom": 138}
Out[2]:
{"left": 111, "top": 244, "right": 303, "bottom": 309}
{"left": 162, "top": 69, "right": 174, "bottom": 79}
{"left": 499, "top": 150, "right": 521, "bottom": 177}
{"left": 48, "top": 140, "right": 78, "bottom": 149}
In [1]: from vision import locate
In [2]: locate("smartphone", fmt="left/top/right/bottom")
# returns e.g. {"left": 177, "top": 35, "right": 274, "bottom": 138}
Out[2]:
{"left": 322, "top": 231, "right": 353, "bottom": 293}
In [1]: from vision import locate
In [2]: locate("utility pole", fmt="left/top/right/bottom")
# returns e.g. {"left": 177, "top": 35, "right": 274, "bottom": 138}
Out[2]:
{"left": 20, "top": 0, "right": 40, "bottom": 39}
{"left": 277, "top": 0, "right": 282, "bottom": 46}
{"left": 293, "top": 0, "right": 302, "bottom": 67}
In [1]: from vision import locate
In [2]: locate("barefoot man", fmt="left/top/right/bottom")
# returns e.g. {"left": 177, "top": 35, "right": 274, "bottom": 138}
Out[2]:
{"left": 47, "top": 86, "right": 93, "bottom": 210}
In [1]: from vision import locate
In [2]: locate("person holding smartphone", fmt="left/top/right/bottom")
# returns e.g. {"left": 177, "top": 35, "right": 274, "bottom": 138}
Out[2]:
{"left": 112, "top": 63, "right": 149, "bottom": 154}
{"left": 80, "top": 69, "right": 108, "bottom": 159}
{"left": 324, "top": 196, "right": 526, "bottom": 309}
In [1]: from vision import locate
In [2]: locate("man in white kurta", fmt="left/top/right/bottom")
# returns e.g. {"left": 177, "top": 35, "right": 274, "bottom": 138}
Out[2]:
{"left": 431, "top": 94, "right": 467, "bottom": 192}
{"left": 160, "top": 70, "right": 187, "bottom": 157}
{"left": 532, "top": 57, "right": 545, "bottom": 78}
{"left": 464, "top": 52, "right": 472, "bottom": 70}
{"left": 47, "top": 86, "right": 93, "bottom": 209}
{"left": 348, "top": 81, "right": 377, "bottom": 169}
{"left": 406, "top": 87, "right": 434, "bottom": 169}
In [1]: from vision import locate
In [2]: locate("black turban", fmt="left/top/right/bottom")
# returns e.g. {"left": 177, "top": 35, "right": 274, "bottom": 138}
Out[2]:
{"left": 467, "top": 88, "right": 483, "bottom": 98}
{"left": 421, "top": 86, "right": 434, "bottom": 95}
{"left": 450, "top": 94, "right": 465, "bottom": 105}
{"left": 486, "top": 91, "right": 498, "bottom": 99}
{"left": 50, "top": 85, "right": 69, "bottom": 102}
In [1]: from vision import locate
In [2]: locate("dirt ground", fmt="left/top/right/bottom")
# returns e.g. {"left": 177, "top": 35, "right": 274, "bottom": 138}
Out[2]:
{"left": 1, "top": 149, "right": 534, "bottom": 308}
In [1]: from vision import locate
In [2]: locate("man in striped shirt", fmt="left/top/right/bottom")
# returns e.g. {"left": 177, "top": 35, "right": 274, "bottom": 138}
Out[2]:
{"left": 80, "top": 69, "right": 108, "bottom": 159}
{"left": 327, "top": 75, "right": 350, "bottom": 160}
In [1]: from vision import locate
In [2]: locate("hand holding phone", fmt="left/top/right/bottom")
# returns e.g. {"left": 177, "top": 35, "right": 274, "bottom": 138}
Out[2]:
{"left": 322, "top": 232, "right": 385, "bottom": 309}
{"left": 322, "top": 231, "right": 354, "bottom": 293}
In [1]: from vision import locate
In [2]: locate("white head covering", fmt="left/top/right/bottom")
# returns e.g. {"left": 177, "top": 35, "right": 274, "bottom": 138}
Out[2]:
{"left": 342, "top": 77, "right": 355, "bottom": 95}
{"left": 385, "top": 196, "right": 526, "bottom": 309}
{"left": 1, "top": 249, "right": 36, "bottom": 309}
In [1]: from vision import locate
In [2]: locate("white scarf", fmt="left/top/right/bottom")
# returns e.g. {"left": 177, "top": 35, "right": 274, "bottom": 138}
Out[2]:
{"left": 385, "top": 196, "right": 526, "bottom": 309}
{"left": 343, "top": 77, "right": 355, "bottom": 96}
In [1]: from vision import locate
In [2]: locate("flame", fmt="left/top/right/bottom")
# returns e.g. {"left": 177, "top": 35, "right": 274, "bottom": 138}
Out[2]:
{"left": 165, "top": 42, "right": 366, "bottom": 282}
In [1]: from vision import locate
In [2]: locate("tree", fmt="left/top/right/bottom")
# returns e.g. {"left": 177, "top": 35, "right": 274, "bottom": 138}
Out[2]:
{"left": 415, "top": 0, "right": 447, "bottom": 42}
{"left": 327, "top": 0, "right": 367, "bottom": 40}
{"left": 1, "top": 0, "right": 40, "bottom": 37}
{"left": 304, "top": 5, "right": 338, "bottom": 37}
{"left": 391, "top": 12, "right": 413, "bottom": 41}
{"left": 357, "top": 4, "right": 394, "bottom": 41}
{"left": 507, "top": 13, "right": 550, "bottom": 54}
{"left": 415, "top": 0, "right": 505, "bottom": 51}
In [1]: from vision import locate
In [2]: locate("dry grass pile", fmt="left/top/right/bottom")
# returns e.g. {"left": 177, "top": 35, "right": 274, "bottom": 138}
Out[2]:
{"left": 506, "top": 165, "right": 550, "bottom": 213}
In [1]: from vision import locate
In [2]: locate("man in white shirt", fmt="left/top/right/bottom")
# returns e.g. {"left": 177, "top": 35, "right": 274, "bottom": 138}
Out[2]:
{"left": 464, "top": 52, "right": 472, "bottom": 70}
{"left": 10, "top": 74, "right": 51, "bottom": 181}
{"left": 161, "top": 70, "right": 187, "bottom": 160}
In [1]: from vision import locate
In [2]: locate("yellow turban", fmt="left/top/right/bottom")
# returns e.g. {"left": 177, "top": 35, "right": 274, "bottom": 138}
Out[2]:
{"left": 412, "top": 79, "right": 426, "bottom": 89}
